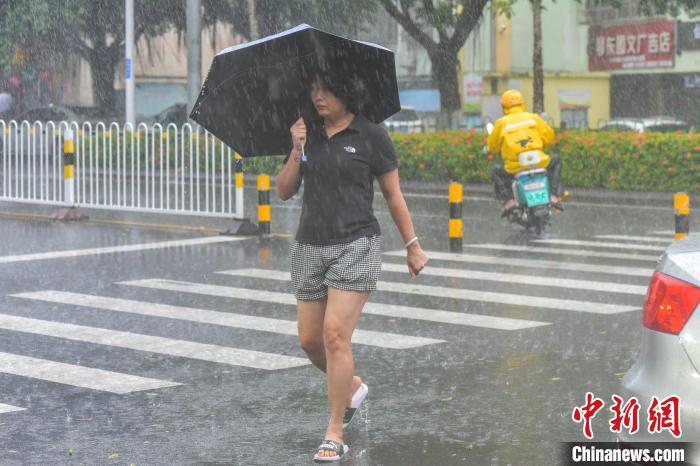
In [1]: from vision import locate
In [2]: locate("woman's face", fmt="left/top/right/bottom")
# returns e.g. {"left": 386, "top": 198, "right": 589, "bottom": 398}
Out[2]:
{"left": 310, "top": 77, "right": 347, "bottom": 119}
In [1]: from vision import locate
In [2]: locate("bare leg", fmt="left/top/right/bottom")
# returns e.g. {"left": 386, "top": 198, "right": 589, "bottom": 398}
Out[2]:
{"left": 297, "top": 297, "right": 327, "bottom": 371}
{"left": 297, "top": 297, "right": 363, "bottom": 402}
{"left": 316, "top": 288, "right": 369, "bottom": 458}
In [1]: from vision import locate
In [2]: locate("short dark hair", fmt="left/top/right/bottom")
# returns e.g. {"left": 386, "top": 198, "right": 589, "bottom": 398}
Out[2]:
{"left": 311, "top": 73, "right": 365, "bottom": 115}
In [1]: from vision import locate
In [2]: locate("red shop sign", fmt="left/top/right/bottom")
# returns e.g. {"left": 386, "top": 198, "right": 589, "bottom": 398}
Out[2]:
{"left": 588, "top": 20, "right": 675, "bottom": 71}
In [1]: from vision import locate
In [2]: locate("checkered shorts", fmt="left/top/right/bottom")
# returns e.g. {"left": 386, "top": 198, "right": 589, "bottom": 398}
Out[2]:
{"left": 290, "top": 235, "right": 382, "bottom": 301}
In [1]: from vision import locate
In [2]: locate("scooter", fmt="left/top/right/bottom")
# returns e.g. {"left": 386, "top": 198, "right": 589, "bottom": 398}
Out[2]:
{"left": 485, "top": 122, "right": 564, "bottom": 235}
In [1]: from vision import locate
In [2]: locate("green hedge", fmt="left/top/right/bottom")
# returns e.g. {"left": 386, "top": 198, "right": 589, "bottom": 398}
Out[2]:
{"left": 244, "top": 129, "right": 699, "bottom": 193}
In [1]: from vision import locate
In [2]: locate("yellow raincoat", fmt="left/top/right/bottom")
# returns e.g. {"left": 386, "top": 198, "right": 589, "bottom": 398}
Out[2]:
{"left": 487, "top": 104, "right": 555, "bottom": 175}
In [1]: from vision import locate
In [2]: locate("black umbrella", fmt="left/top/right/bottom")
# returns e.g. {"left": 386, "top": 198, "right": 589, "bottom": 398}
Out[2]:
{"left": 189, "top": 24, "right": 400, "bottom": 157}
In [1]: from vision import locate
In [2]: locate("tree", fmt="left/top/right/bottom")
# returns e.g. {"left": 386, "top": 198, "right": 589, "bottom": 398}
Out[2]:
{"left": 0, "top": 0, "right": 187, "bottom": 111}
{"left": 378, "top": 0, "right": 489, "bottom": 128}
{"left": 531, "top": 0, "right": 543, "bottom": 113}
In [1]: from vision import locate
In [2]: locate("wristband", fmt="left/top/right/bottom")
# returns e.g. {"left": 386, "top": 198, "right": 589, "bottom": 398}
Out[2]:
{"left": 404, "top": 236, "right": 419, "bottom": 248}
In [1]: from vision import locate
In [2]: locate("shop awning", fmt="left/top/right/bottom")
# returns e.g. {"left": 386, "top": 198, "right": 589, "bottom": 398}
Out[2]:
{"left": 399, "top": 89, "right": 440, "bottom": 112}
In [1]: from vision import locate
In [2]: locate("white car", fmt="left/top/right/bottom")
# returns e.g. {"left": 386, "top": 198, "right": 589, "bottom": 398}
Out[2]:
{"left": 382, "top": 106, "right": 426, "bottom": 133}
{"left": 599, "top": 117, "right": 690, "bottom": 133}
{"left": 619, "top": 235, "right": 700, "bottom": 464}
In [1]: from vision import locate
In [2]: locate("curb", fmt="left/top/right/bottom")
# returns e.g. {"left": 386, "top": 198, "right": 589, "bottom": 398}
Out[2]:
{"left": 245, "top": 174, "right": 695, "bottom": 208}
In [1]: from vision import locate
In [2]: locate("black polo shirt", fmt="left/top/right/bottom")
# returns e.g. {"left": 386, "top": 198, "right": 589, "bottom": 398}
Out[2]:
{"left": 289, "top": 114, "right": 398, "bottom": 246}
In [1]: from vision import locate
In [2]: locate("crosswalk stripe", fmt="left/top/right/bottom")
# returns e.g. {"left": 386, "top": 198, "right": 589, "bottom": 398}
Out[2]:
{"left": 467, "top": 244, "right": 660, "bottom": 262}
{"left": 0, "top": 403, "right": 25, "bottom": 414}
{"left": 11, "top": 291, "right": 443, "bottom": 349}
{"left": 215, "top": 269, "right": 637, "bottom": 315}
{"left": 0, "top": 313, "right": 308, "bottom": 370}
{"left": 120, "top": 279, "right": 551, "bottom": 331}
{"left": 648, "top": 230, "right": 674, "bottom": 236}
{"left": 594, "top": 235, "right": 672, "bottom": 244}
{"left": 0, "top": 236, "right": 248, "bottom": 264}
{"left": 383, "top": 250, "right": 652, "bottom": 277}
{"left": 378, "top": 263, "right": 647, "bottom": 295}
{"left": 532, "top": 239, "right": 664, "bottom": 252}
{"left": 0, "top": 351, "right": 180, "bottom": 394}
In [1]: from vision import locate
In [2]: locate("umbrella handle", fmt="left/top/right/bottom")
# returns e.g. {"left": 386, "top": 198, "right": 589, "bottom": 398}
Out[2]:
{"left": 301, "top": 140, "right": 307, "bottom": 162}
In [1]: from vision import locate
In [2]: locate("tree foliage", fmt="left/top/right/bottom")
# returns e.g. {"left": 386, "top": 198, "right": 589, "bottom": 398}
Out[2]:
{"left": 0, "top": 0, "right": 189, "bottom": 111}
{"left": 0, "top": 0, "right": 379, "bottom": 114}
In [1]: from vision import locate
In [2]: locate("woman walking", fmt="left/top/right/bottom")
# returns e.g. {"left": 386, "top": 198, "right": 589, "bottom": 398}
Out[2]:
{"left": 276, "top": 73, "right": 428, "bottom": 462}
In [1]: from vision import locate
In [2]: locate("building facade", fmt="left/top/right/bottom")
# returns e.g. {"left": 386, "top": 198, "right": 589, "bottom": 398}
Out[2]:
{"left": 583, "top": 0, "right": 700, "bottom": 128}
{"left": 461, "top": 0, "right": 611, "bottom": 129}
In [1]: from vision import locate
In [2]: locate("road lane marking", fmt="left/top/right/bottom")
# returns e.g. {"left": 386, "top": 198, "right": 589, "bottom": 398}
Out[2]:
{"left": 0, "top": 236, "right": 250, "bottom": 264}
{"left": 378, "top": 263, "right": 647, "bottom": 295}
{"left": 648, "top": 230, "right": 674, "bottom": 236}
{"left": 11, "top": 291, "right": 443, "bottom": 349}
{"left": 120, "top": 279, "right": 551, "bottom": 330}
{"left": 0, "top": 403, "right": 25, "bottom": 414}
{"left": 467, "top": 244, "right": 660, "bottom": 262}
{"left": 217, "top": 269, "right": 638, "bottom": 314}
{"left": 0, "top": 313, "right": 308, "bottom": 370}
{"left": 531, "top": 239, "right": 664, "bottom": 252}
{"left": 383, "top": 250, "right": 653, "bottom": 278}
{"left": 594, "top": 235, "right": 672, "bottom": 244}
{"left": 0, "top": 352, "right": 180, "bottom": 394}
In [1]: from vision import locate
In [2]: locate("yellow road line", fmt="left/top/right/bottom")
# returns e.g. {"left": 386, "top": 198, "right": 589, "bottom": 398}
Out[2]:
{"left": 0, "top": 211, "right": 221, "bottom": 233}
{"left": 95, "top": 219, "right": 221, "bottom": 233}
{"left": 0, "top": 211, "right": 50, "bottom": 221}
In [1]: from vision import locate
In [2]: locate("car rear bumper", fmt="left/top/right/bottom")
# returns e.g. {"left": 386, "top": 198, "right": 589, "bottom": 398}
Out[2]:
{"left": 619, "top": 329, "right": 700, "bottom": 463}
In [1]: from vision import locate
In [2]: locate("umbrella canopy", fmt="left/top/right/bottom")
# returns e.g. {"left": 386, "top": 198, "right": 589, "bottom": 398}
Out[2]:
{"left": 189, "top": 24, "right": 400, "bottom": 157}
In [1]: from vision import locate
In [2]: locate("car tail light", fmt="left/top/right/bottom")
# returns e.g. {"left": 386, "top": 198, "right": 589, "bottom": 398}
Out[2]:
{"left": 643, "top": 271, "right": 700, "bottom": 335}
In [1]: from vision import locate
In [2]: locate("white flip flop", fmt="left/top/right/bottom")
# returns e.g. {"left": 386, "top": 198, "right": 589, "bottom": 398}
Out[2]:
{"left": 342, "top": 383, "right": 368, "bottom": 428}
{"left": 313, "top": 439, "right": 349, "bottom": 462}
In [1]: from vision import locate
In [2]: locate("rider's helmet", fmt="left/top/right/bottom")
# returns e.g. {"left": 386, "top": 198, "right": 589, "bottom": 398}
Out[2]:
{"left": 500, "top": 89, "right": 525, "bottom": 110}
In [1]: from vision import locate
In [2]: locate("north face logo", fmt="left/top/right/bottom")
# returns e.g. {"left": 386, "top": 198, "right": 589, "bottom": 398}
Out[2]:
{"left": 344, "top": 146, "right": 356, "bottom": 153}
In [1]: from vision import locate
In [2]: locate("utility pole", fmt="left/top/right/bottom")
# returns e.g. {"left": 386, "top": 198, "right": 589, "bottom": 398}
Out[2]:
{"left": 125, "top": 0, "right": 135, "bottom": 126}
{"left": 187, "top": 0, "right": 202, "bottom": 111}
{"left": 248, "top": 0, "right": 258, "bottom": 40}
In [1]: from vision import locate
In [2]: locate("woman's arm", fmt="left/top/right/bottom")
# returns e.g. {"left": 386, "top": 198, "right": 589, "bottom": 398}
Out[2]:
{"left": 276, "top": 148, "right": 302, "bottom": 201}
{"left": 276, "top": 118, "right": 306, "bottom": 201}
{"left": 377, "top": 169, "right": 428, "bottom": 278}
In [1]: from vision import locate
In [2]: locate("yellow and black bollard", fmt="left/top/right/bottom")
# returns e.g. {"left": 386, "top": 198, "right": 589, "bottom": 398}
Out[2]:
{"left": 258, "top": 174, "right": 271, "bottom": 236}
{"left": 234, "top": 153, "right": 244, "bottom": 215}
{"left": 53, "top": 128, "right": 87, "bottom": 220}
{"left": 674, "top": 192, "right": 690, "bottom": 240}
{"left": 63, "top": 128, "right": 76, "bottom": 205}
{"left": 220, "top": 153, "right": 258, "bottom": 236}
{"left": 449, "top": 181, "right": 463, "bottom": 253}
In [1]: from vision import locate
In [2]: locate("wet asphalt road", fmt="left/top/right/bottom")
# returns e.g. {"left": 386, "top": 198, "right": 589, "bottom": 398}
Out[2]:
{"left": 0, "top": 187, "right": 686, "bottom": 465}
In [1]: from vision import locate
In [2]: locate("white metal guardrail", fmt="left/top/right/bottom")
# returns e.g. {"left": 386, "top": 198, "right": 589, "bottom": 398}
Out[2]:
{"left": 0, "top": 120, "right": 245, "bottom": 219}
